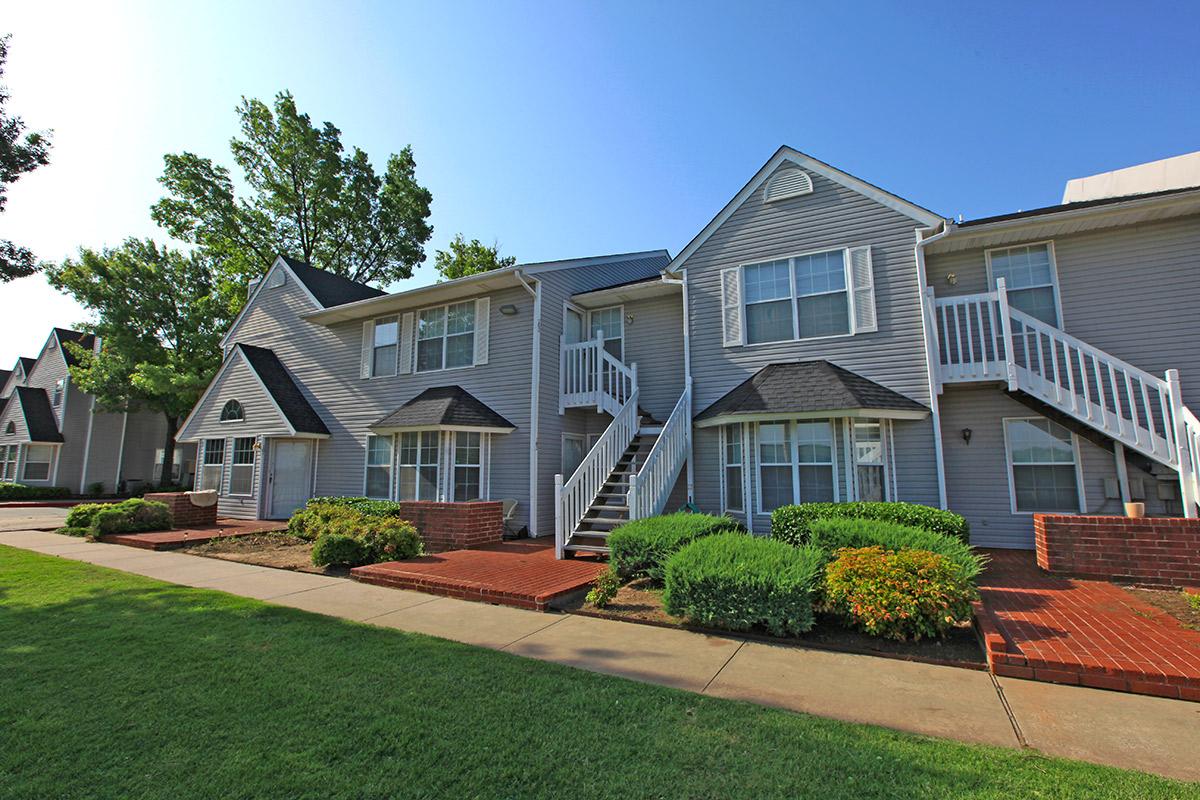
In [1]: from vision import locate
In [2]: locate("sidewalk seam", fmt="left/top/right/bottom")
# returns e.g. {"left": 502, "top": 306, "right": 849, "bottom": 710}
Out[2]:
{"left": 701, "top": 639, "right": 747, "bottom": 694}
{"left": 500, "top": 613, "right": 571, "bottom": 651}
{"left": 989, "top": 673, "right": 1028, "bottom": 748}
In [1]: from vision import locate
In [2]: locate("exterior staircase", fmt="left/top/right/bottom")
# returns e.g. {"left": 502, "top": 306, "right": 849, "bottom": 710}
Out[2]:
{"left": 561, "top": 430, "right": 658, "bottom": 554}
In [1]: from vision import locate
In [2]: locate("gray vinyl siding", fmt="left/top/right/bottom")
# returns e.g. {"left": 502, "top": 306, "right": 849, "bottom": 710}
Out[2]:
{"left": 682, "top": 164, "right": 940, "bottom": 524}
{"left": 620, "top": 294, "right": 686, "bottom": 422}
{"left": 926, "top": 214, "right": 1200, "bottom": 399}
{"left": 21, "top": 337, "right": 90, "bottom": 489}
{"left": 189, "top": 357, "right": 292, "bottom": 440}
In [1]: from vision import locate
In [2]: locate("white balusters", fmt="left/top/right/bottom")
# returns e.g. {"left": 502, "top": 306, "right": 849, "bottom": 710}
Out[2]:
{"left": 628, "top": 383, "right": 691, "bottom": 521}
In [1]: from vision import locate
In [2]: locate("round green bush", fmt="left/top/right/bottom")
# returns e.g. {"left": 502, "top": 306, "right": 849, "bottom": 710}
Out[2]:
{"left": 805, "top": 517, "right": 985, "bottom": 583}
{"left": 608, "top": 512, "right": 743, "bottom": 584}
{"left": 311, "top": 533, "right": 369, "bottom": 567}
{"left": 771, "top": 502, "right": 970, "bottom": 545}
{"left": 357, "top": 516, "right": 422, "bottom": 562}
{"left": 88, "top": 499, "right": 172, "bottom": 537}
{"left": 662, "top": 532, "right": 825, "bottom": 636}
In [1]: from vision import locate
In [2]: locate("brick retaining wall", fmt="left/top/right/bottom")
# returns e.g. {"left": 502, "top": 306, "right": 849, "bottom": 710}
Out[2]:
{"left": 1034, "top": 514, "right": 1200, "bottom": 588}
{"left": 397, "top": 501, "right": 503, "bottom": 553}
{"left": 143, "top": 492, "right": 218, "bottom": 528}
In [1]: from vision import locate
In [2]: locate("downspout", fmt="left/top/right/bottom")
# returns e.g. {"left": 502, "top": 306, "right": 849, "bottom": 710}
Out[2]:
{"left": 913, "top": 222, "right": 955, "bottom": 509}
{"left": 661, "top": 269, "right": 694, "bottom": 503}
{"left": 515, "top": 270, "right": 542, "bottom": 537}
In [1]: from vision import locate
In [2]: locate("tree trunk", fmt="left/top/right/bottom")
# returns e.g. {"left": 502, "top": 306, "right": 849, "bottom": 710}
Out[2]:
{"left": 159, "top": 414, "right": 179, "bottom": 488}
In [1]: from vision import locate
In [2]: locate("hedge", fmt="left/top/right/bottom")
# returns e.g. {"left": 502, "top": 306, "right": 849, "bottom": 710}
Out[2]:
{"left": 771, "top": 502, "right": 970, "bottom": 545}
{"left": 73, "top": 498, "right": 172, "bottom": 538}
{"left": 288, "top": 496, "right": 405, "bottom": 540}
{"left": 0, "top": 483, "right": 70, "bottom": 501}
{"left": 290, "top": 498, "right": 423, "bottom": 567}
{"left": 805, "top": 517, "right": 986, "bottom": 583}
{"left": 311, "top": 533, "right": 370, "bottom": 568}
{"left": 662, "top": 532, "right": 826, "bottom": 636}
{"left": 608, "top": 513, "right": 743, "bottom": 583}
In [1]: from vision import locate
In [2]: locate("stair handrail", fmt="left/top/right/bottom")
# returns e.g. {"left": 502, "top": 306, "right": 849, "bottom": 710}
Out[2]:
{"left": 555, "top": 388, "right": 641, "bottom": 558}
{"left": 628, "top": 381, "right": 691, "bottom": 521}
{"left": 596, "top": 343, "right": 637, "bottom": 415}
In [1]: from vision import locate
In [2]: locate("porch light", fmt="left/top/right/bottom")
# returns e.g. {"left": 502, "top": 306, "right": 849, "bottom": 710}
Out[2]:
{"left": 961, "top": 428, "right": 972, "bottom": 445}
{"left": 499, "top": 304, "right": 518, "bottom": 316}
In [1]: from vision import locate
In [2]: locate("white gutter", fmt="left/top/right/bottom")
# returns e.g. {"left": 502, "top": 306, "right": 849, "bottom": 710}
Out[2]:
{"left": 518, "top": 269, "right": 542, "bottom": 537}
{"left": 660, "top": 269, "right": 694, "bottom": 502}
{"left": 913, "top": 222, "right": 953, "bottom": 509}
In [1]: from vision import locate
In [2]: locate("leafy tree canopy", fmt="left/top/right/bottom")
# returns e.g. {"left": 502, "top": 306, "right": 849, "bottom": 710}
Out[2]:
{"left": 46, "top": 239, "right": 239, "bottom": 484}
{"left": 0, "top": 34, "right": 52, "bottom": 282}
{"left": 434, "top": 233, "right": 516, "bottom": 281}
{"left": 152, "top": 91, "right": 433, "bottom": 288}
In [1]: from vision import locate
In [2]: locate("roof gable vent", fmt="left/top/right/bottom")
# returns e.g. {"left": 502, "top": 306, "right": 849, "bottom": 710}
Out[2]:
{"left": 764, "top": 167, "right": 813, "bottom": 203}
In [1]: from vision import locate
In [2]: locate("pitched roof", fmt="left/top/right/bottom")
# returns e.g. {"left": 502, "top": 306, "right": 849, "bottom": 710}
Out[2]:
{"left": 235, "top": 344, "right": 330, "bottom": 435}
{"left": 0, "top": 370, "right": 10, "bottom": 392}
{"left": 695, "top": 361, "right": 927, "bottom": 425}
{"left": 279, "top": 255, "right": 388, "bottom": 308}
{"left": 958, "top": 185, "right": 1200, "bottom": 228}
{"left": 54, "top": 328, "right": 96, "bottom": 368}
{"left": 11, "top": 386, "right": 64, "bottom": 442}
{"left": 17, "top": 357, "right": 36, "bottom": 376}
{"left": 370, "top": 386, "right": 516, "bottom": 432}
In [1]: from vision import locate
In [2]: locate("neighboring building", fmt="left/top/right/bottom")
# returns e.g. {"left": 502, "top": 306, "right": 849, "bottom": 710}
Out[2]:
{"left": 177, "top": 148, "right": 1200, "bottom": 553}
{"left": 0, "top": 328, "right": 197, "bottom": 493}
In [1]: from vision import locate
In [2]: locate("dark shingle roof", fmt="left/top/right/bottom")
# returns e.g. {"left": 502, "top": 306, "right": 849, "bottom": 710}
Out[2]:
{"left": 280, "top": 255, "right": 388, "bottom": 308}
{"left": 12, "top": 386, "right": 64, "bottom": 442}
{"left": 371, "top": 386, "right": 516, "bottom": 432}
{"left": 959, "top": 186, "right": 1200, "bottom": 228}
{"left": 17, "top": 357, "right": 36, "bottom": 376}
{"left": 236, "top": 344, "right": 330, "bottom": 435}
{"left": 0, "top": 370, "right": 10, "bottom": 392}
{"left": 695, "top": 361, "right": 927, "bottom": 423}
{"left": 54, "top": 328, "right": 96, "bottom": 368}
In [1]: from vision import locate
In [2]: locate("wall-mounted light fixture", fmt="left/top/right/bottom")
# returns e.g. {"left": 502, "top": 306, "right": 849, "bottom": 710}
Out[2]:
{"left": 499, "top": 304, "right": 518, "bottom": 316}
{"left": 625, "top": 313, "right": 634, "bottom": 325}
{"left": 946, "top": 272, "right": 958, "bottom": 286}
{"left": 961, "top": 427, "right": 972, "bottom": 445}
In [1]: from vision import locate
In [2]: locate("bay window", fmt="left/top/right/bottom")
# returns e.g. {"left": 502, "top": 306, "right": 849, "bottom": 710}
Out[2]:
{"left": 365, "top": 435, "right": 393, "bottom": 499}
{"left": 398, "top": 431, "right": 440, "bottom": 500}
{"left": 795, "top": 421, "right": 835, "bottom": 502}
{"left": 853, "top": 421, "right": 886, "bottom": 502}
{"left": 757, "top": 423, "right": 794, "bottom": 512}
{"left": 453, "top": 432, "right": 482, "bottom": 501}
{"left": 1005, "top": 418, "right": 1082, "bottom": 513}
{"left": 722, "top": 423, "right": 743, "bottom": 512}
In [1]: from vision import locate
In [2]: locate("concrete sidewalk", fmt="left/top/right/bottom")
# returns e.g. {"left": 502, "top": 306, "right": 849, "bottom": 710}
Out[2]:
{"left": 2, "top": 529, "right": 1198, "bottom": 783}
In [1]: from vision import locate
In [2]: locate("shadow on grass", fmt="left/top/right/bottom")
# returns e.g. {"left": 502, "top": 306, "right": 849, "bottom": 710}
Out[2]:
{"left": 0, "top": 546, "right": 1189, "bottom": 800}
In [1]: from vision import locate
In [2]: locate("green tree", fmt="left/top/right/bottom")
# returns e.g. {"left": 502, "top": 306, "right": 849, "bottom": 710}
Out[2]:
{"left": 0, "top": 34, "right": 52, "bottom": 282}
{"left": 46, "top": 240, "right": 238, "bottom": 486}
{"left": 152, "top": 91, "right": 432, "bottom": 287}
{"left": 434, "top": 234, "right": 516, "bottom": 281}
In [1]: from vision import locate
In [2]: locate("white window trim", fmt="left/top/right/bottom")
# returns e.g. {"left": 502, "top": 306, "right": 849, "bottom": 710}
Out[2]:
{"left": 1001, "top": 416, "right": 1086, "bottom": 516}
{"left": 0, "top": 444, "right": 18, "bottom": 481}
{"left": 228, "top": 436, "right": 257, "bottom": 497}
{"left": 363, "top": 434, "right": 395, "bottom": 500}
{"left": 561, "top": 433, "right": 586, "bottom": 479}
{"left": 199, "top": 438, "right": 226, "bottom": 492}
{"left": 719, "top": 423, "right": 745, "bottom": 513}
{"left": 849, "top": 419, "right": 891, "bottom": 502}
{"left": 586, "top": 305, "right": 624, "bottom": 361}
{"left": 985, "top": 240, "right": 1064, "bottom": 328}
{"left": 754, "top": 421, "right": 794, "bottom": 516}
{"left": 219, "top": 399, "right": 246, "bottom": 425}
{"left": 450, "top": 431, "right": 485, "bottom": 502}
{"left": 370, "top": 315, "right": 400, "bottom": 378}
{"left": 397, "top": 429, "right": 442, "bottom": 502}
{"left": 752, "top": 420, "right": 840, "bottom": 515}
{"left": 562, "top": 303, "right": 586, "bottom": 345}
{"left": 21, "top": 443, "right": 56, "bottom": 483}
{"left": 739, "top": 246, "right": 859, "bottom": 347}
{"left": 415, "top": 301, "right": 477, "bottom": 374}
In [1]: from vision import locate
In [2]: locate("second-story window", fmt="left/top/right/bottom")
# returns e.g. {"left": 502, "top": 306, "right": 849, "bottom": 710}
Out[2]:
{"left": 743, "top": 250, "right": 851, "bottom": 344}
{"left": 417, "top": 301, "right": 475, "bottom": 372}
{"left": 372, "top": 316, "right": 399, "bottom": 377}
{"left": 588, "top": 306, "right": 624, "bottom": 359}
{"left": 987, "top": 243, "right": 1060, "bottom": 326}
{"left": 744, "top": 261, "right": 793, "bottom": 344}
{"left": 52, "top": 379, "right": 64, "bottom": 408}
{"left": 219, "top": 399, "right": 244, "bottom": 422}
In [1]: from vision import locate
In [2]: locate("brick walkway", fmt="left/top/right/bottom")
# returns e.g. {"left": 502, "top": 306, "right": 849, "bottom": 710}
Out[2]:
{"left": 351, "top": 540, "right": 605, "bottom": 611}
{"left": 102, "top": 519, "right": 288, "bottom": 550}
{"left": 976, "top": 550, "right": 1200, "bottom": 702}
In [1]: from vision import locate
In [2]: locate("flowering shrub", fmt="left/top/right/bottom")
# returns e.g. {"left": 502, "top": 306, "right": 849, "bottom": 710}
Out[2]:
{"left": 356, "top": 516, "right": 422, "bottom": 562}
{"left": 586, "top": 567, "right": 621, "bottom": 608}
{"left": 806, "top": 517, "right": 986, "bottom": 583}
{"left": 822, "top": 546, "right": 977, "bottom": 641}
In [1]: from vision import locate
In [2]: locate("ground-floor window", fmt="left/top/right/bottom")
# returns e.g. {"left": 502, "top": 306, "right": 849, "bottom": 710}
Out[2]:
{"left": 229, "top": 437, "right": 256, "bottom": 496}
{"left": 365, "top": 435, "right": 393, "bottom": 499}
{"left": 757, "top": 422, "right": 794, "bottom": 512}
{"left": 721, "top": 423, "right": 744, "bottom": 512}
{"left": 453, "top": 432, "right": 482, "bottom": 501}
{"left": 561, "top": 434, "right": 586, "bottom": 480}
{"left": 398, "top": 431, "right": 440, "bottom": 501}
{"left": 200, "top": 438, "right": 224, "bottom": 491}
{"left": 795, "top": 421, "right": 835, "bottom": 503}
{"left": 1004, "top": 417, "right": 1082, "bottom": 513}
{"left": 22, "top": 444, "right": 54, "bottom": 481}
{"left": 0, "top": 445, "right": 18, "bottom": 481}
{"left": 852, "top": 421, "right": 887, "bottom": 502}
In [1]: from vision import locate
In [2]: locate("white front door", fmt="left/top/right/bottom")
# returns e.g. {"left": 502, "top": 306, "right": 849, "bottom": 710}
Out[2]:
{"left": 269, "top": 439, "right": 313, "bottom": 519}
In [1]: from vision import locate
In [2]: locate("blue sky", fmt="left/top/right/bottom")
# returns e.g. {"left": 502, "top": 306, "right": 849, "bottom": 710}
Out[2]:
{"left": 1, "top": 0, "right": 1197, "bottom": 366}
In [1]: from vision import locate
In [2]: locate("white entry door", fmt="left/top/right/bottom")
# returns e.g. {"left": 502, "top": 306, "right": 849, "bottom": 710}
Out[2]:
{"left": 269, "top": 439, "right": 314, "bottom": 519}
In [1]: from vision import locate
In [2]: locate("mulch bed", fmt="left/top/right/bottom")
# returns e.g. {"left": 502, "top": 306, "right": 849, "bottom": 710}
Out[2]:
{"left": 1123, "top": 586, "right": 1200, "bottom": 631}
{"left": 184, "top": 533, "right": 347, "bottom": 576}
{"left": 554, "top": 579, "right": 985, "bottom": 669}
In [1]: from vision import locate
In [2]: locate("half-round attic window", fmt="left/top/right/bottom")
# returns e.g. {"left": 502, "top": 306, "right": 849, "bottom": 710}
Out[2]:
{"left": 220, "top": 399, "right": 245, "bottom": 422}
{"left": 4, "top": 422, "right": 13, "bottom": 434}
{"left": 764, "top": 167, "right": 813, "bottom": 203}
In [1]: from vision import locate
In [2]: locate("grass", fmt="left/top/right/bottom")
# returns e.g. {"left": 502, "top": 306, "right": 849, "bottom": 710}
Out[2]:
{"left": 0, "top": 546, "right": 1194, "bottom": 800}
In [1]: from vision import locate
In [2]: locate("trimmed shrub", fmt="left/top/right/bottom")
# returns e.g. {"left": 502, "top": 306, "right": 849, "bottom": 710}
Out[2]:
{"left": 88, "top": 498, "right": 172, "bottom": 537}
{"left": 806, "top": 517, "right": 985, "bottom": 583}
{"left": 772, "top": 502, "right": 970, "bottom": 545}
{"left": 311, "top": 533, "right": 370, "bottom": 568}
{"left": 357, "top": 516, "right": 423, "bottom": 562}
{"left": 0, "top": 483, "right": 70, "bottom": 501}
{"left": 288, "top": 497, "right": 405, "bottom": 540}
{"left": 662, "top": 533, "right": 826, "bottom": 636}
{"left": 586, "top": 567, "right": 621, "bottom": 608}
{"left": 822, "top": 546, "right": 977, "bottom": 641}
{"left": 609, "top": 513, "right": 743, "bottom": 583}
{"left": 66, "top": 502, "right": 111, "bottom": 529}
{"left": 289, "top": 498, "right": 423, "bottom": 563}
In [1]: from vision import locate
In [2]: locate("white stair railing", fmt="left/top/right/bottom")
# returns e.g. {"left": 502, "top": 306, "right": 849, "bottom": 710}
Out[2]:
{"left": 627, "top": 381, "right": 691, "bottom": 521}
{"left": 560, "top": 332, "right": 638, "bottom": 415}
{"left": 555, "top": 388, "right": 640, "bottom": 558}
{"left": 932, "top": 289, "right": 1006, "bottom": 383}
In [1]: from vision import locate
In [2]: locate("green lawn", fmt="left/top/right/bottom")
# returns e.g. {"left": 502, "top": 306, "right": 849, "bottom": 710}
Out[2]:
{"left": 0, "top": 546, "right": 1193, "bottom": 800}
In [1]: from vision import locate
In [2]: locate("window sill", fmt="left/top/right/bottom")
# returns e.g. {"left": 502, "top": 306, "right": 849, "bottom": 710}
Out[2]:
{"left": 736, "top": 330, "right": 859, "bottom": 349}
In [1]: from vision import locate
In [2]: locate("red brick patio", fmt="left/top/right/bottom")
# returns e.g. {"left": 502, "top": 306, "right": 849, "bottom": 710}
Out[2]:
{"left": 102, "top": 519, "right": 288, "bottom": 551}
{"left": 351, "top": 540, "right": 605, "bottom": 611}
{"left": 976, "top": 549, "right": 1200, "bottom": 702}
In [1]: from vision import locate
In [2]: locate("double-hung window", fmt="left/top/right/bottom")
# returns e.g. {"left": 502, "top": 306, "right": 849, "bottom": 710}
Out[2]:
{"left": 796, "top": 421, "right": 836, "bottom": 502}
{"left": 853, "top": 421, "right": 886, "bottom": 502}
{"left": 417, "top": 302, "right": 475, "bottom": 372}
{"left": 371, "top": 316, "right": 399, "bottom": 377}
{"left": 722, "top": 423, "right": 744, "bottom": 512}
{"left": 0, "top": 445, "right": 18, "bottom": 481}
{"left": 743, "top": 261, "right": 794, "bottom": 344}
{"left": 22, "top": 444, "right": 53, "bottom": 481}
{"left": 398, "top": 431, "right": 440, "bottom": 500}
{"left": 988, "top": 243, "right": 1060, "bottom": 326}
{"left": 453, "top": 432, "right": 482, "bottom": 501}
{"left": 52, "top": 379, "right": 64, "bottom": 408}
{"left": 588, "top": 306, "right": 624, "bottom": 360}
{"left": 229, "top": 437, "right": 255, "bottom": 496}
{"left": 1005, "top": 418, "right": 1081, "bottom": 513}
{"left": 365, "top": 435, "right": 393, "bottom": 499}
{"left": 200, "top": 438, "right": 225, "bottom": 491}
{"left": 743, "top": 250, "right": 852, "bottom": 344}
{"left": 757, "top": 423, "right": 794, "bottom": 512}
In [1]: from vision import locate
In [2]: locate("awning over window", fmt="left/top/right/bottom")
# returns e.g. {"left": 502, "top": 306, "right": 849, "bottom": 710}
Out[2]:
{"left": 370, "top": 386, "right": 516, "bottom": 434}
{"left": 694, "top": 360, "right": 928, "bottom": 428}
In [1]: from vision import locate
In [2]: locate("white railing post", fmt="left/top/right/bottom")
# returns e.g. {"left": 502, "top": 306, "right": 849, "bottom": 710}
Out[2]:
{"left": 559, "top": 334, "right": 566, "bottom": 415}
{"left": 554, "top": 472, "right": 565, "bottom": 558}
{"left": 1166, "top": 369, "right": 1198, "bottom": 518}
{"left": 593, "top": 332, "right": 605, "bottom": 414}
{"left": 923, "top": 287, "right": 943, "bottom": 393}
{"left": 627, "top": 473, "right": 639, "bottom": 521}
{"left": 684, "top": 379, "right": 695, "bottom": 504}
{"left": 631, "top": 362, "right": 639, "bottom": 404}
{"left": 995, "top": 278, "right": 1018, "bottom": 392}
